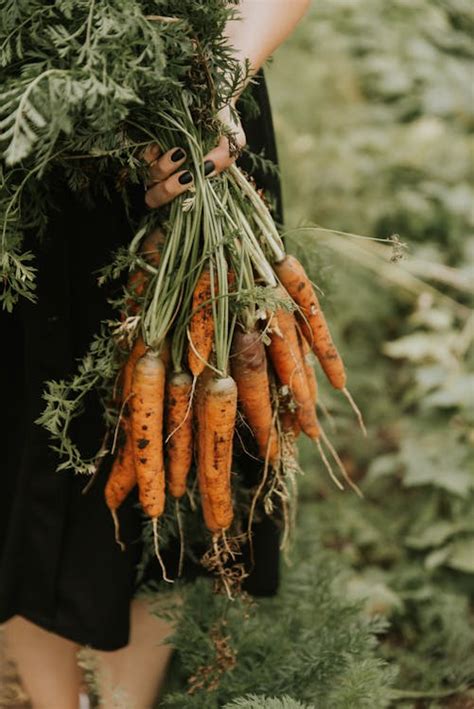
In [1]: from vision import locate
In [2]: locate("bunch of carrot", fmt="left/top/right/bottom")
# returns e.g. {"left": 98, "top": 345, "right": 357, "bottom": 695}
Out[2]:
{"left": 103, "top": 154, "right": 364, "bottom": 580}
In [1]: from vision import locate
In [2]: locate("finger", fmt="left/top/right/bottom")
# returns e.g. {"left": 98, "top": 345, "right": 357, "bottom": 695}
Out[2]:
{"left": 142, "top": 142, "right": 161, "bottom": 165}
{"left": 145, "top": 170, "right": 194, "bottom": 209}
{"left": 147, "top": 147, "right": 187, "bottom": 185}
{"left": 202, "top": 135, "right": 236, "bottom": 176}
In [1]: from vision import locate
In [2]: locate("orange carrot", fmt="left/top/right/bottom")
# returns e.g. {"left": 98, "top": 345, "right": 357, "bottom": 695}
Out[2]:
{"left": 303, "top": 354, "right": 318, "bottom": 407}
{"left": 166, "top": 371, "right": 193, "bottom": 498}
{"left": 122, "top": 335, "right": 147, "bottom": 406}
{"left": 160, "top": 338, "right": 171, "bottom": 371}
{"left": 279, "top": 405, "right": 301, "bottom": 439}
{"left": 140, "top": 227, "right": 165, "bottom": 268}
{"left": 231, "top": 328, "right": 279, "bottom": 465}
{"left": 105, "top": 428, "right": 137, "bottom": 511}
{"left": 196, "top": 374, "right": 236, "bottom": 532}
{"left": 267, "top": 293, "right": 320, "bottom": 441}
{"left": 126, "top": 269, "right": 149, "bottom": 313}
{"left": 274, "top": 255, "right": 346, "bottom": 390}
{"left": 195, "top": 369, "right": 219, "bottom": 532}
{"left": 123, "top": 228, "right": 165, "bottom": 316}
{"left": 298, "top": 331, "right": 318, "bottom": 408}
{"left": 130, "top": 351, "right": 166, "bottom": 518}
{"left": 188, "top": 267, "right": 214, "bottom": 377}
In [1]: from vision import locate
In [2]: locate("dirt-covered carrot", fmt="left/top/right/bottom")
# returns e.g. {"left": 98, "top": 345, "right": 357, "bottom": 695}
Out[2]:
{"left": 166, "top": 371, "right": 193, "bottom": 498}
{"left": 196, "top": 374, "right": 236, "bottom": 532}
{"left": 303, "top": 354, "right": 318, "bottom": 407}
{"left": 125, "top": 269, "right": 149, "bottom": 315}
{"left": 104, "top": 425, "right": 137, "bottom": 549}
{"left": 274, "top": 254, "right": 346, "bottom": 390}
{"left": 279, "top": 406, "right": 301, "bottom": 439}
{"left": 267, "top": 294, "right": 320, "bottom": 441}
{"left": 195, "top": 369, "right": 219, "bottom": 532}
{"left": 231, "top": 328, "right": 279, "bottom": 465}
{"left": 130, "top": 351, "right": 166, "bottom": 518}
{"left": 105, "top": 430, "right": 137, "bottom": 512}
{"left": 188, "top": 267, "right": 214, "bottom": 377}
{"left": 122, "top": 335, "right": 147, "bottom": 405}
{"left": 140, "top": 227, "right": 165, "bottom": 268}
{"left": 297, "top": 329, "right": 318, "bottom": 407}
{"left": 124, "top": 228, "right": 165, "bottom": 316}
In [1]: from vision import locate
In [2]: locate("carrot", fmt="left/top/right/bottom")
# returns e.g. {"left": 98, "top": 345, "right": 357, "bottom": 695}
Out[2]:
{"left": 195, "top": 368, "right": 219, "bottom": 532}
{"left": 299, "top": 331, "right": 318, "bottom": 409}
{"left": 140, "top": 227, "right": 165, "bottom": 268}
{"left": 126, "top": 269, "right": 149, "bottom": 313}
{"left": 122, "top": 335, "right": 147, "bottom": 406}
{"left": 279, "top": 407, "right": 301, "bottom": 439}
{"left": 123, "top": 228, "right": 165, "bottom": 316}
{"left": 166, "top": 371, "right": 193, "bottom": 498}
{"left": 304, "top": 355, "right": 318, "bottom": 407}
{"left": 267, "top": 294, "right": 320, "bottom": 441}
{"left": 231, "top": 328, "right": 279, "bottom": 465}
{"left": 274, "top": 255, "right": 346, "bottom": 390}
{"left": 107, "top": 335, "right": 146, "bottom": 513}
{"left": 188, "top": 267, "right": 214, "bottom": 377}
{"left": 196, "top": 374, "right": 236, "bottom": 532}
{"left": 130, "top": 351, "right": 166, "bottom": 518}
{"left": 160, "top": 337, "right": 171, "bottom": 371}
{"left": 104, "top": 425, "right": 137, "bottom": 549}
{"left": 105, "top": 428, "right": 137, "bottom": 512}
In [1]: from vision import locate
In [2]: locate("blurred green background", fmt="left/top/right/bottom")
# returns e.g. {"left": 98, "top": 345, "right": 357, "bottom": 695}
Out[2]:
{"left": 267, "top": 0, "right": 474, "bottom": 704}
{"left": 162, "top": 1, "right": 474, "bottom": 706}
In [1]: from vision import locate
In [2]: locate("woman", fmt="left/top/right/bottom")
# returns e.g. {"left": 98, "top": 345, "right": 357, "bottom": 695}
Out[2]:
{"left": 0, "top": 1, "right": 310, "bottom": 707}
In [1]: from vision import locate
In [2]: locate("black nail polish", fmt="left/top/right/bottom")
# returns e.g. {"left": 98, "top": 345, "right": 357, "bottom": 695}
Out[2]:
{"left": 178, "top": 171, "right": 193, "bottom": 185}
{"left": 171, "top": 148, "right": 185, "bottom": 162}
{"left": 204, "top": 159, "right": 215, "bottom": 176}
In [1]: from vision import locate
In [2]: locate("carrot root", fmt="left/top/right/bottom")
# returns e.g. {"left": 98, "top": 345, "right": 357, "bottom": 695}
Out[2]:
{"left": 110, "top": 509, "right": 126, "bottom": 552}
{"left": 175, "top": 498, "right": 185, "bottom": 578}
{"left": 320, "top": 426, "right": 364, "bottom": 499}
{"left": 316, "top": 439, "right": 344, "bottom": 491}
{"left": 152, "top": 518, "right": 174, "bottom": 584}
{"left": 342, "top": 387, "right": 367, "bottom": 437}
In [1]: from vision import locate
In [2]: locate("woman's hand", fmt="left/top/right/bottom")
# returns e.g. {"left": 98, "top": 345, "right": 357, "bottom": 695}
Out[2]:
{"left": 202, "top": 104, "right": 247, "bottom": 178}
{"left": 143, "top": 105, "right": 246, "bottom": 209}
{"left": 143, "top": 143, "right": 193, "bottom": 209}
{"left": 143, "top": 0, "right": 309, "bottom": 210}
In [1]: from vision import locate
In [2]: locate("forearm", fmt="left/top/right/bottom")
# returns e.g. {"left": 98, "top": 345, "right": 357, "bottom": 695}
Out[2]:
{"left": 225, "top": 0, "right": 311, "bottom": 102}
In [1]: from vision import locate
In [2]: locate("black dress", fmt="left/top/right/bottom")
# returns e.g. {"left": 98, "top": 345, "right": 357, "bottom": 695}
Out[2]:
{"left": 0, "top": 73, "right": 282, "bottom": 651}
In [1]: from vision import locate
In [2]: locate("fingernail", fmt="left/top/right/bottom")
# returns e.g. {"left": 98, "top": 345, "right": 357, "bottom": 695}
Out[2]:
{"left": 171, "top": 148, "right": 185, "bottom": 162}
{"left": 178, "top": 171, "right": 193, "bottom": 185}
{"left": 204, "top": 159, "right": 215, "bottom": 176}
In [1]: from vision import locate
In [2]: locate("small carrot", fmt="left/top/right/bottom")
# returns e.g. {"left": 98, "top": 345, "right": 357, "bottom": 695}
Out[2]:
{"left": 166, "top": 371, "right": 193, "bottom": 498}
{"left": 298, "top": 331, "right": 318, "bottom": 409}
{"left": 267, "top": 293, "right": 320, "bottom": 441}
{"left": 104, "top": 425, "right": 137, "bottom": 549}
{"left": 160, "top": 337, "right": 171, "bottom": 371}
{"left": 123, "top": 228, "right": 165, "bottom": 316}
{"left": 188, "top": 267, "right": 214, "bottom": 377}
{"left": 231, "top": 328, "right": 279, "bottom": 465}
{"left": 303, "top": 354, "right": 318, "bottom": 407}
{"left": 274, "top": 254, "right": 346, "bottom": 390}
{"left": 140, "top": 227, "right": 165, "bottom": 269}
{"left": 122, "top": 335, "right": 147, "bottom": 406}
{"left": 130, "top": 351, "right": 166, "bottom": 518}
{"left": 195, "top": 368, "right": 220, "bottom": 532}
{"left": 197, "top": 374, "right": 236, "bottom": 532}
{"left": 105, "top": 428, "right": 137, "bottom": 512}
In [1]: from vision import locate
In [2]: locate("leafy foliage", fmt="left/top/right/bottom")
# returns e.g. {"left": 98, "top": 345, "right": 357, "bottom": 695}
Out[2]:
{"left": 0, "top": 0, "right": 244, "bottom": 307}
{"left": 161, "top": 554, "right": 395, "bottom": 707}
{"left": 266, "top": 0, "right": 473, "bottom": 703}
